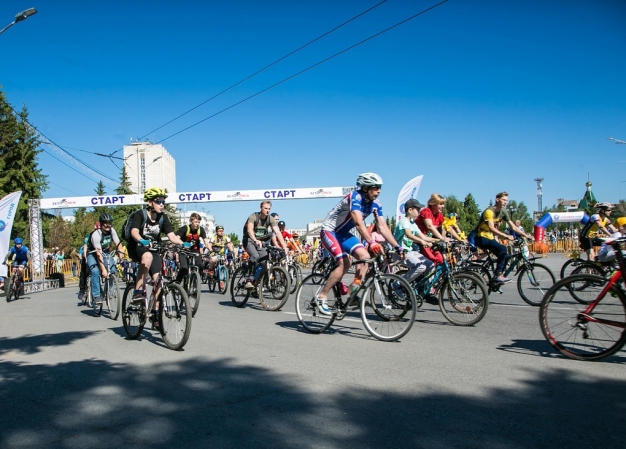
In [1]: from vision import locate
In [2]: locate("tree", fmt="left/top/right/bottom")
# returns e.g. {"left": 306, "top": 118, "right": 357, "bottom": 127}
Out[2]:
{"left": 0, "top": 89, "right": 48, "bottom": 242}
{"left": 112, "top": 166, "right": 138, "bottom": 235}
{"left": 461, "top": 193, "right": 480, "bottom": 233}
{"left": 227, "top": 232, "right": 240, "bottom": 246}
{"left": 47, "top": 214, "right": 72, "bottom": 252}
{"left": 385, "top": 216, "right": 396, "bottom": 233}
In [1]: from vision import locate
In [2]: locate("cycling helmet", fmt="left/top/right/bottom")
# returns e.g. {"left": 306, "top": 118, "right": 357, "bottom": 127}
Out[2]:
{"left": 143, "top": 187, "right": 168, "bottom": 202}
{"left": 291, "top": 231, "right": 298, "bottom": 237}
{"left": 596, "top": 202, "right": 613, "bottom": 211}
{"left": 356, "top": 172, "right": 383, "bottom": 188}
{"left": 404, "top": 199, "right": 424, "bottom": 210}
{"left": 278, "top": 221, "right": 286, "bottom": 227}
{"left": 216, "top": 225, "right": 224, "bottom": 231}
{"left": 13, "top": 237, "right": 23, "bottom": 245}
{"left": 99, "top": 213, "right": 113, "bottom": 223}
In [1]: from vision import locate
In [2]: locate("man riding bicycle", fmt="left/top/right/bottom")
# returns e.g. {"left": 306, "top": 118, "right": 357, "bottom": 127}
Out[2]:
{"left": 127, "top": 188, "right": 186, "bottom": 326}
{"left": 314, "top": 172, "right": 403, "bottom": 315}
{"left": 86, "top": 214, "right": 124, "bottom": 312}
{"left": 175, "top": 212, "right": 210, "bottom": 284}
{"left": 579, "top": 202, "right": 617, "bottom": 260}
{"left": 207, "top": 225, "right": 235, "bottom": 273}
{"left": 3, "top": 237, "right": 30, "bottom": 284}
{"left": 474, "top": 191, "right": 532, "bottom": 284}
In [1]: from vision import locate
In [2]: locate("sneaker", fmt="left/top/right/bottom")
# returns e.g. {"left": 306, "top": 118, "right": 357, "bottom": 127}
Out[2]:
{"left": 77, "top": 291, "right": 85, "bottom": 301}
{"left": 94, "top": 298, "right": 102, "bottom": 305}
{"left": 313, "top": 296, "right": 331, "bottom": 316}
{"left": 131, "top": 290, "right": 146, "bottom": 305}
{"left": 494, "top": 275, "right": 511, "bottom": 284}
{"left": 244, "top": 280, "right": 255, "bottom": 290}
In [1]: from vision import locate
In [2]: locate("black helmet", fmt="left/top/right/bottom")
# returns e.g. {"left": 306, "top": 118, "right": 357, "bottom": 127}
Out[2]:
{"left": 278, "top": 220, "right": 286, "bottom": 227}
{"left": 99, "top": 213, "right": 113, "bottom": 224}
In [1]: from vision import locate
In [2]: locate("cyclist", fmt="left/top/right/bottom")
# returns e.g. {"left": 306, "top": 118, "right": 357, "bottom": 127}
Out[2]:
{"left": 314, "top": 173, "right": 403, "bottom": 315}
{"left": 579, "top": 202, "right": 617, "bottom": 260}
{"left": 474, "top": 191, "right": 532, "bottom": 284}
{"left": 3, "top": 237, "right": 30, "bottom": 284}
{"left": 175, "top": 212, "right": 210, "bottom": 284}
{"left": 78, "top": 222, "right": 100, "bottom": 301}
{"left": 207, "top": 225, "right": 235, "bottom": 273}
{"left": 242, "top": 201, "right": 289, "bottom": 290}
{"left": 415, "top": 193, "right": 449, "bottom": 265}
{"left": 128, "top": 188, "right": 186, "bottom": 327}
{"left": 86, "top": 213, "right": 124, "bottom": 313}
{"left": 278, "top": 221, "right": 305, "bottom": 255}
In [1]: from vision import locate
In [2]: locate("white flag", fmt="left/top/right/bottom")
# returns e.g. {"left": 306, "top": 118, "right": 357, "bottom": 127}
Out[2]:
{"left": 0, "top": 191, "right": 23, "bottom": 278}
{"left": 396, "top": 175, "right": 423, "bottom": 222}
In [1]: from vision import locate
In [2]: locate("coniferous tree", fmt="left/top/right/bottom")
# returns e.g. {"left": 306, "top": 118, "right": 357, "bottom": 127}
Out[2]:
{"left": 462, "top": 193, "right": 480, "bottom": 233}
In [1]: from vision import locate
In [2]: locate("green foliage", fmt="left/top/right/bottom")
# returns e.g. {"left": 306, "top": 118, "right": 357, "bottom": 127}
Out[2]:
{"left": 461, "top": 193, "right": 480, "bottom": 233}
{"left": 227, "top": 232, "right": 240, "bottom": 246}
{"left": 385, "top": 216, "right": 396, "bottom": 233}
{"left": 0, "top": 89, "right": 48, "bottom": 243}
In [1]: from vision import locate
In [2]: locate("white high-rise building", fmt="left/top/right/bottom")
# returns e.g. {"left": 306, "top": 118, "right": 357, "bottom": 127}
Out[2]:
{"left": 123, "top": 141, "right": 176, "bottom": 195}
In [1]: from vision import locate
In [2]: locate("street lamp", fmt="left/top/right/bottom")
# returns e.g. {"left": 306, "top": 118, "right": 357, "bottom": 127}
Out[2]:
{"left": 0, "top": 8, "right": 37, "bottom": 35}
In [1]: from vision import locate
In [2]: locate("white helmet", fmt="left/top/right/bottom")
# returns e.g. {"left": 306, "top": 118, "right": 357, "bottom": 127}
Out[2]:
{"left": 356, "top": 172, "right": 383, "bottom": 188}
{"left": 596, "top": 202, "right": 613, "bottom": 211}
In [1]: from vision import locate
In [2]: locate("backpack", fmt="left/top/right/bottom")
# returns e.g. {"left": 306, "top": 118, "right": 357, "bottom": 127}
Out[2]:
{"left": 121, "top": 209, "right": 164, "bottom": 242}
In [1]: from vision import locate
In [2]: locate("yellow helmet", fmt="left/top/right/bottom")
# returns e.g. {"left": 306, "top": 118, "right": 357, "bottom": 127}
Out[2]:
{"left": 143, "top": 187, "right": 168, "bottom": 202}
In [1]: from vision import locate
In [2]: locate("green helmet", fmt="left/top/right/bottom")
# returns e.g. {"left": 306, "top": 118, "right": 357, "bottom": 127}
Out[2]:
{"left": 143, "top": 187, "right": 168, "bottom": 202}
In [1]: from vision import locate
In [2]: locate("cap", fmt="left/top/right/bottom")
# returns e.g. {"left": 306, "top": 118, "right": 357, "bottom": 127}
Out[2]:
{"left": 404, "top": 199, "right": 424, "bottom": 210}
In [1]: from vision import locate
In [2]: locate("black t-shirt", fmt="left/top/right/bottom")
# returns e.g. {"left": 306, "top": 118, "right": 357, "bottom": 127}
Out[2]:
{"left": 175, "top": 225, "right": 207, "bottom": 251}
{"left": 130, "top": 210, "right": 174, "bottom": 244}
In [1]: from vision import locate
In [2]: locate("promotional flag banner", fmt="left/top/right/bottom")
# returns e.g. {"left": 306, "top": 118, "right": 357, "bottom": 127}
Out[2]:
{"left": 0, "top": 191, "right": 23, "bottom": 278}
{"left": 396, "top": 176, "right": 423, "bottom": 222}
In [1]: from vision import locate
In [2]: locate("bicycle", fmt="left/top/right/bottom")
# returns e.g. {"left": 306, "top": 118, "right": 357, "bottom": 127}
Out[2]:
{"left": 285, "top": 254, "right": 303, "bottom": 294}
{"left": 295, "top": 250, "right": 417, "bottom": 342}
{"left": 178, "top": 249, "right": 202, "bottom": 317}
{"left": 560, "top": 240, "right": 608, "bottom": 279}
{"left": 92, "top": 253, "right": 121, "bottom": 320}
{"left": 121, "top": 243, "right": 192, "bottom": 350}
{"left": 230, "top": 245, "right": 290, "bottom": 310}
{"left": 539, "top": 236, "right": 626, "bottom": 361}
{"left": 4, "top": 264, "right": 23, "bottom": 302}
{"left": 461, "top": 238, "right": 555, "bottom": 306}
{"left": 205, "top": 252, "right": 229, "bottom": 295}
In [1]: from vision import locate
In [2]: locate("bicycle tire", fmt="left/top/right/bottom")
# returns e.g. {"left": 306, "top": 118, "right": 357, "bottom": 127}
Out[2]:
{"left": 539, "top": 274, "right": 626, "bottom": 361}
{"left": 14, "top": 275, "right": 21, "bottom": 300}
{"left": 6, "top": 274, "right": 16, "bottom": 302}
{"left": 311, "top": 260, "right": 327, "bottom": 284}
{"left": 439, "top": 272, "right": 489, "bottom": 326}
{"left": 295, "top": 274, "right": 335, "bottom": 333}
{"left": 159, "top": 282, "right": 192, "bottom": 350}
{"left": 560, "top": 258, "right": 583, "bottom": 279}
{"left": 259, "top": 266, "right": 290, "bottom": 311}
{"left": 230, "top": 266, "right": 251, "bottom": 308}
{"left": 568, "top": 264, "right": 606, "bottom": 304}
{"left": 361, "top": 273, "right": 416, "bottom": 342}
{"left": 208, "top": 273, "right": 217, "bottom": 292}
{"left": 105, "top": 274, "right": 120, "bottom": 320}
{"left": 517, "top": 262, "right": 556, "bottom": 306}
{"left": 84, "top": 276, "right": 94, "bottom": 307}
{"left": 287, "top": 264, "right": 299, "bottom": 294}
{"left": 218, "top": 265, "right": 229, "bottom": 295}
{"left": 188, "top": 271, "right": 202, "bottom": 317}
{"left": 122, "top": 284, "right": 146, "bottom": 339}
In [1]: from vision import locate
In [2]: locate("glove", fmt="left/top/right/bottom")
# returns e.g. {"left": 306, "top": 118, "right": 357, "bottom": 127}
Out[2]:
{"left": 394, "top": 245, "right": 404, "bottom": 255}
{"left": 182, "top": 242, "right": 191, "bottom": 248}
{"left": 138, "top": 239, "right": 150, "bottom": 247}
{"left": 369, "top": 241, "right": 383, "bottom": 255}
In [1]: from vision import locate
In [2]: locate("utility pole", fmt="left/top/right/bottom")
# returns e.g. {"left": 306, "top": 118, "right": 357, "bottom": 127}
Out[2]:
{"left": 534, "top": 177, "right": 544, "bottom": 212}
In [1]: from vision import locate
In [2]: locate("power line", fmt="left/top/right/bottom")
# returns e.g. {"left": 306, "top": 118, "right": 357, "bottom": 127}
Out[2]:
{"left": 155, "top": 0, "right": 449, "bottom": 145}
{"left": 108, "top": 0, "right": 389, "bottom": 157}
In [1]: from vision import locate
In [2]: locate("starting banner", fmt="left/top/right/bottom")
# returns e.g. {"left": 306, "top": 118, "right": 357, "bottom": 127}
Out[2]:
{"left": 39, "top": 187, "right": 353, "bottom": 210}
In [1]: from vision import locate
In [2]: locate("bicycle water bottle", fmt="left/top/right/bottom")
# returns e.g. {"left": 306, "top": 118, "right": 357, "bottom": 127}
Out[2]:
{"left": 338, "top": 281, "right": 349, "bottom": 296}
{"left": 253, "top": 263, "right": 263, "bottom": 281}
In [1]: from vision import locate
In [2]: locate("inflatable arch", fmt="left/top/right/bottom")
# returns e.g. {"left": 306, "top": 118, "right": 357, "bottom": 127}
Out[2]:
{"left": 534, "top": 211, "right": 589, "bottom": 242}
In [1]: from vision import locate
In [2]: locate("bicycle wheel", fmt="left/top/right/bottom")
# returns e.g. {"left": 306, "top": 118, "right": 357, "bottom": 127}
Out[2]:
{"left": 569, "top": 264, "right": 606, "bottom": 304}
{"left": 287, "top": 264, "right": 299, "bottom": 294}
{"left": 230, "top": 266, "right": 251, "bottom": 308}
{"left": 295, "top": 274, "right": 335, "bottom": 333}
{"left": 84, "top": 276, "right": 93, "bottom": 307}
{"left": 218, "top": 265, "right": 229, "bottom": 295}
{"left": 517, "top": 263, "right": 556, "bottom": 306}
{"left": 208, "top": 273, "right": 217, "bottom": 292}
{"left": 159, "top": 282, "right": 192, "bottom": 350}
{"left": 460, "top": 263, "right": 491, "bottom": 287}
{"left": 259, "top": 266, "right": 290, "bottom": 311}
{"left": 122, "top": 284, "right": 146, "bottom": 339}
{"left": 6, "top": 275, "right": 16, "bottom": 302}
{"left": 106, "top": 275, "right": 120, "bottom": 320}
{"left": 439, "top": 273, "right": 489, "bottom": 326}
{"left": 188, "top": 272, "right": 202, "bottom": 317}
{"left": 361, "top": 273, "right": 416, "bottom": 342}
{"left": 13, "top": 276, "right": 21, "bottom": 300}
{"left": 311, "top": 260, "right": 327, "bottom": 284}
{"left": 539, "top": 274, "right": 626, "bottom": 361}
{"left": 560, "top": 258, "right": 583, "bottom": 279}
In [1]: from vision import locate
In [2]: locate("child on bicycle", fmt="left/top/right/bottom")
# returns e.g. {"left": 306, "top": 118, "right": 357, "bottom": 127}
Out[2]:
{"left": 3, "top": 237, "right": 30, "bottom": 284}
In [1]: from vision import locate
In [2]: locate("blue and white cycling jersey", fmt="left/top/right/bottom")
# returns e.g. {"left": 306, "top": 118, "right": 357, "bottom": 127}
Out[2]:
{"left": 9, "top": 245, "right": 29, "bottom": 262}
{"left": 321, "top": 190, "right": 383, "bottom": 235}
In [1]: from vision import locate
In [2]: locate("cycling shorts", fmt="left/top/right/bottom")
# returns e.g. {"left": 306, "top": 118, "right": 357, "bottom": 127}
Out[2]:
{"left": 320, "top": 230, "right": 364, "bottom": 261}
{"left": 12, "top": 260, "right": 27, "bottom": 267}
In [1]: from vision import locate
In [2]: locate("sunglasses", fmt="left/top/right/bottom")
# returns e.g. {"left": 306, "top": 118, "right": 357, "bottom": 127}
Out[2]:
{"left": 102, "top": 222, "right": 112, "bottom": 227}
{"left": 154, "top": 199, "right": 166, "bottom": 205}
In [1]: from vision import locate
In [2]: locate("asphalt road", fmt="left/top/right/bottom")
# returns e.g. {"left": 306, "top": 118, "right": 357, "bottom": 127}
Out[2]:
{"left": 0, "top": 254, "right": 624, "bottom": 448}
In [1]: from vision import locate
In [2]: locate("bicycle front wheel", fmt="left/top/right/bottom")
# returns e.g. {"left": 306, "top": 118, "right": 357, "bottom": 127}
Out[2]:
{"left": 106, "top": 275, "right": 120, "bottom": 320}
{"left": 188, "top": 271, "right": 202, "bottom": 317}
{"left": 5, "top": 275, "right": 16, "bottom": 302}
{"left": 159, "top": 282, "right": 192, "bottom": 350}
{"left": 122, "top": 284, "right": 146, "bottom": 339}
{"left": 230, "top": 266, "right": 251, "bottom": 308}
{"left": 259, "top": 266, "right": 290, "bottom": 311}
{"left": 568, "top": 264, "right": 606, "bottom": 304}
{"left": 560, "top": 258, "right": 583, "bottom": 279}
{"left": 361, "top": 273, "right": 416, "bottom": 342}
{"left": 517, "top": 263, "right": 556, "bottom": 306}
{"left": 218, "top": 265, "right": 229, "bottom": 295}
{"left": 439, "top": 273, "right": 489, "bottom": 326}
{"left": 295, "top": 274, "right": 335, "bottom": 333}
{"left": 540, "top": 274, "right": 626, "bottom": 361}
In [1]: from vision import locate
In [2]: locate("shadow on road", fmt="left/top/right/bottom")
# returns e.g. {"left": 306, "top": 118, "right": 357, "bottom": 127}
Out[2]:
{"left": 0, "top": 331, "right": 624, "bottom": 448}
{"left": 498, "top": 338, "right": 626, "bottom": 364}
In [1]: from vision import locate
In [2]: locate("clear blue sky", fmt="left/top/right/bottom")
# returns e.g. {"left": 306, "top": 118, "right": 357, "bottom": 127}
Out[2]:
{"left": 2, "top": 0, "right": 625, "bottom": 234}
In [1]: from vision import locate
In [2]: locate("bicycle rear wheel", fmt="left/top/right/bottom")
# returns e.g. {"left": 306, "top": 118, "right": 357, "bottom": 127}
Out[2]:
{"left": 517, "top": 263, "right": 556, "bottom": 306}
{"left": 188, "top": 271, "right": 201, "bottom": 317}
{"left": 439, "top": 273, "right": 489, "bottom": 326}
{"left": 295, "top": 274, "right": 335, "bottom": 333}
{"left": 560, "top": 258, "right": 583, "bottom": 279}
{"left": 122, "top": 284, "right": 146, "bottom": 339}
{"left": 569, "top": 264, "right": 606, "bottom": 304}
{"left": 540, "top": 274, "right": 626, "bottom": 361}
{"left": 361, "top": 273, "right": 416, "bottom": 342}
{"left": 218, "top": 265, "right": 229, "bottom": 295}
{"left": 159, "top": 282, "right": 192, "bottom": 350}
{"left": 259, "top": 266, "right": 290, "bottom": 311}
{"left": 230, "top": 266, "right": 251, "bottom": 308}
